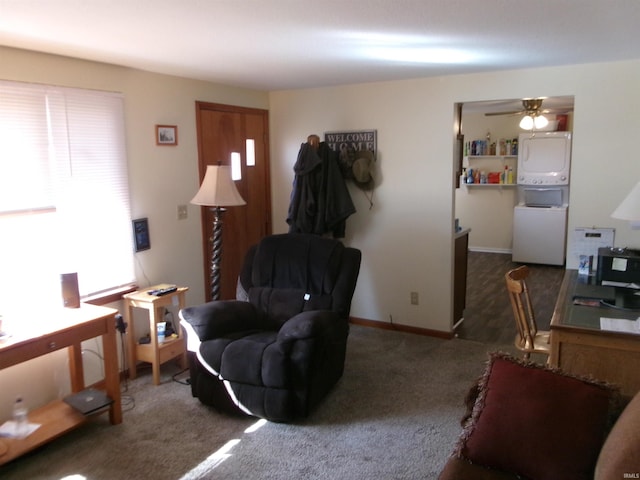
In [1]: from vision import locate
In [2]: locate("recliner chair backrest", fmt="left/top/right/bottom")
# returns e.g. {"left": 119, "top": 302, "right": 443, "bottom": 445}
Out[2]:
{"left": 238, "top": 233, "right": 360, "bottom": 328}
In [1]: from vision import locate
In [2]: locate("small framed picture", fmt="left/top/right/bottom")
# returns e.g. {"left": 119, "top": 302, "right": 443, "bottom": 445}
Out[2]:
{"left": 156, "top": 125, "right": 178, "bottom": 146}
{"left": 132, "top": 218, "right": 151, "bottom": 252}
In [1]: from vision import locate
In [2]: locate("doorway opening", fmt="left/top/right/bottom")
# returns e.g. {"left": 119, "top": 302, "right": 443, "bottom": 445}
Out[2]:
{"left": 453, "top": 96, "right": 574, "bottom": 344}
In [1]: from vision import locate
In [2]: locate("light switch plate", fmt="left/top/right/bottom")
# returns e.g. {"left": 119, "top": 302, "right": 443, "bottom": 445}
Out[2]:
{"left": 177, "top": 204, "right": 188, "bottom": 220}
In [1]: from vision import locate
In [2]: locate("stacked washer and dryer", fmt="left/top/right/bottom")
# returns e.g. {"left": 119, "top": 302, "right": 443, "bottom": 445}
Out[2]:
{"left": 512, "top": 131, "right": 572, "bottom": 266}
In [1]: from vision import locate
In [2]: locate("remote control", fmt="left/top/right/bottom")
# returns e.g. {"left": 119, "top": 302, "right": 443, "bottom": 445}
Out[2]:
{"left": 147, "top": 286, "right": 178, "bottom": 296}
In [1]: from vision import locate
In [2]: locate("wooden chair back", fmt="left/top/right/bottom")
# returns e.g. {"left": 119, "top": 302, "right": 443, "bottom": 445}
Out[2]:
{"left": 505, "top": 265, "right": 539, "bottom": 352}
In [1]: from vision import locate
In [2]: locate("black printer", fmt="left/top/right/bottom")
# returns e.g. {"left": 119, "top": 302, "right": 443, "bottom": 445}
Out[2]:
{"left": 596, "top": 247, "right": 640, "bottom": 285}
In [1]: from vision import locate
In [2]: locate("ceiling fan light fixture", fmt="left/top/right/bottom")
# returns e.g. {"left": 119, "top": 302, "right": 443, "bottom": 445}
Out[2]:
{"left": 519, "top": 113, "right": 549, "bottom": 130}
{"left": 534, "top": 115, "right": 549, "bottom": 129}
{"left": 519, "top": 115, "right": 534, "bottom": 130}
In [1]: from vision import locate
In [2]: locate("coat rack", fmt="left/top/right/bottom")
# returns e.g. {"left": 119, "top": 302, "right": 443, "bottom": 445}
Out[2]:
{"left": 304, "top": 133, "right": 375, "bottom": 209}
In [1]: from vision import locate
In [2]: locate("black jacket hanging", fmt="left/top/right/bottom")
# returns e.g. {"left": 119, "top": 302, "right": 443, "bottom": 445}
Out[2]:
{"left": 286, "top": 141, "right": 356, "bottom": 238}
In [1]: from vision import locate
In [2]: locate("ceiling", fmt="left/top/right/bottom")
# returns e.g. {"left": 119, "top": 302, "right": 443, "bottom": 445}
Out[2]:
{"left": 1, "top": 1, "right": 640, "bottom": 92}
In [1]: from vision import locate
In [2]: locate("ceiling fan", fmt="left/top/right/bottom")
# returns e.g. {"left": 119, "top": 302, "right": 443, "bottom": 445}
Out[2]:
{"left": 485, "top": 98, "right": 551, "bottom": 130}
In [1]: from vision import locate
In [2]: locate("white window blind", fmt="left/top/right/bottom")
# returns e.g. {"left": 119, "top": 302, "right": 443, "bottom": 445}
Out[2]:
{"left": 0, "top": 80, "right": 135, "bottom": 311}
{"left": 0, "top": 82, "right": 53, "bottom": 213}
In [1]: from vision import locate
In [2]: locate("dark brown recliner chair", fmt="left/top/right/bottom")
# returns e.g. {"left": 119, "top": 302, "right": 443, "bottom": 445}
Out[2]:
{"left": 179, "top": 233, "right": 361, "bottom": 422}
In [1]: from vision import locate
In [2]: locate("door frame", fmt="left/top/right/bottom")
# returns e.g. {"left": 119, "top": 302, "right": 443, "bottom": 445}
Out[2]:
{"left": 195, "top": 101, "right": 272, "bottom": 301}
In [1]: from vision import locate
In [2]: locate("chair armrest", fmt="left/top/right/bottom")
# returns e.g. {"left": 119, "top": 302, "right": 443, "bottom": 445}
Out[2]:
{"left": 277, "top": 310, "right": 344, "bottom": 341}
{"left": 179, "top": 300, "right": 263, "bottom": 341}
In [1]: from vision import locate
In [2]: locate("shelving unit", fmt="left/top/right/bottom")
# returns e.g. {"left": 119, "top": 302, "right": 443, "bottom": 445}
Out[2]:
{"left": 463, "top": 155, "right": 518, "bottom": 187}
{"left": 466, "top": 155, "right": 517, "bottom": 160}
{"left": 465, "top": 183, "right": 517, "bottom": 188}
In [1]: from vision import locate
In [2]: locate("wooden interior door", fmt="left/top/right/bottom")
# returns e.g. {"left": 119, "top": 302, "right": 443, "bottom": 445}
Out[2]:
{"left": 195, "top": 102, "right": 271, "bottom": 301}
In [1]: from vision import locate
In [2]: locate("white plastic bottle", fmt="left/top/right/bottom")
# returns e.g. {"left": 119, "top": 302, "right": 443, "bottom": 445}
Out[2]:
{"left": 13, "top": 396, "right": 28, "bottom": 439}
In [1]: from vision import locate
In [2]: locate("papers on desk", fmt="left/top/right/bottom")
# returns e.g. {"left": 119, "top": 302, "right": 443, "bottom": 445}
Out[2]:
{"left": 601, "top": 280, "right": 640, "bottom": 289}
{"left": 600, "top": 317, "right": 640, "bottom": 334}
{"left": 0, "top": 420, "right": 41, "bottom": 438}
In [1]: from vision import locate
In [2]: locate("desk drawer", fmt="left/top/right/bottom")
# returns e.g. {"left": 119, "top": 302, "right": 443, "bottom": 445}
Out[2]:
{"left": 136, "top": 337, "right": 185, "bottom": 365}
{"left": 0, "top": 318, "right": 109, "bottom": 369}
{"left": 0, "top": 330, "right": 78, "bottom": 368}
{"left": 159, "top": 337, "right": 185, "bottom": 364}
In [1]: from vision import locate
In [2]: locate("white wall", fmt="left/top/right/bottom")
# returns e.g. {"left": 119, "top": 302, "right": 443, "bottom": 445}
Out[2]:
{"left": 270, "top": 80, "right": 455, "bottom": 333}
{"left": 269, "top": 60, "right": 640, "bottom": 334}
{"left": 0, "top": 46, "right": 269, "bottom": 419}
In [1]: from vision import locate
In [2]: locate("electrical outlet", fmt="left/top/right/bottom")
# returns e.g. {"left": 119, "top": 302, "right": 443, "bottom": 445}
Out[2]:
{"left": 410, "top": 291, "right": 419, "bottom": 305}
{"left": 177, "top": 204, "right": 188, "bottom": 220}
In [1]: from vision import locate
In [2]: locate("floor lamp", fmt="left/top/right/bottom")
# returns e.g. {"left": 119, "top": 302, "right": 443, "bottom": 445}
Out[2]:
{"left": 191, "top": 165, "right": 246, "bottom": 300}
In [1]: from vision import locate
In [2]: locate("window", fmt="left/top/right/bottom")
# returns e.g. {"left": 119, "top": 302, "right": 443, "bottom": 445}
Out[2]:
{"left": 0, "top": 80, "right": 135, "bottom": 312}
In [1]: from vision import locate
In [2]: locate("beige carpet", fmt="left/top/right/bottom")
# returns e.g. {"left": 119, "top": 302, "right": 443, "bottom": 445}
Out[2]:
{"left": 0, "top": 325, "right": 516, "bottom": 480}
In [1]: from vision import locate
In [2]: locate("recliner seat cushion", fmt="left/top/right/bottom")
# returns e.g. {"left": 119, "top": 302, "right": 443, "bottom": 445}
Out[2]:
{"left": 200, "top": 329, "right": 319, "bottom": 389}
{"left": 219, "top": 331, "right": 286, "bottom": 387}
{"left": 198, "top": 330, "right": 265, "bottom": 374}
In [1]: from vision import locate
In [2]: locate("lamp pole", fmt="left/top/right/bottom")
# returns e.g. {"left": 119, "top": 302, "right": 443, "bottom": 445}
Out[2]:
{"left": 209, "top": 206, "right": 225, "bottom": 301}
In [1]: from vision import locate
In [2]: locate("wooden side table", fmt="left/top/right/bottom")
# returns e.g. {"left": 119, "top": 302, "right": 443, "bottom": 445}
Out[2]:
{"left": 123, "top": 284, "right": 188, "bottom": 385}
{"left": 0, "top": 304, "right": 121, "bottom": 465}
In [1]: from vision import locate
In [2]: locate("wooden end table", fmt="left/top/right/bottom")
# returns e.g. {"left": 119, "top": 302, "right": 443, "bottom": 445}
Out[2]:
{"left": 123, "top": 284, "right": 188, "bottom": 385}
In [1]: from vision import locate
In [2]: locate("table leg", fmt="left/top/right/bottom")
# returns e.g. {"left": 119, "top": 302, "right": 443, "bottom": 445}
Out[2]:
{"left": 177, "top": 292, "right": 187, "bottom": 369}
{"left": 102, "top": 316, "right": 122, "bottom": 424}
{"left": 125, "top": 302, "right": 137, "bottom": 379}
{"left": 150, "top": 306, "right": 162, "bottom": 385}
{"left": 549, "top": 330, "right": 560, "bottom": 367}
{"left": 68, "top": 342, "right": 85, "bottom": 393}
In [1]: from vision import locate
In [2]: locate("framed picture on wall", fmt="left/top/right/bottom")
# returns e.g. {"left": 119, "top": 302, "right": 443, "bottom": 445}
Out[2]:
{"left": 156, "top": 125, "right": 178, "bottom": 145}
{"left": 132, "top": 218, "right": 151, "bottom": 252}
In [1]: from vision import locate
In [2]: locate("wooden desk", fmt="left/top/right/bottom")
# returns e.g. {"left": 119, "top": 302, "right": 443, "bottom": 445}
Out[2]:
{"left": 550, "top": 270, "right": 640, "bottom": 397}
{"left": 0, "top": 303, "right": 121, "bottom": 465}
{"left": 123, "top": 285, "right": 188, "bottom": 385}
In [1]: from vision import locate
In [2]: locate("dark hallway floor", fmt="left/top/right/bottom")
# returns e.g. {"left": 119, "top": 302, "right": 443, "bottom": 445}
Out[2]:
{"left": 455, "top": 251, "right": 565, "bottom": 345}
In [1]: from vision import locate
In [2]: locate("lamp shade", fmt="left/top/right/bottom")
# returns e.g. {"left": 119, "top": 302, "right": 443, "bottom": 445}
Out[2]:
{"left": 190, "top": 165, "right": 246, "bottom": 207}
{"left": 612, "top": 181, "right": 640, "bottom": 221}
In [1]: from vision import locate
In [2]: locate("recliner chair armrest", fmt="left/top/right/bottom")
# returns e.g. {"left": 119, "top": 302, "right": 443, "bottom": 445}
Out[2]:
{"left": 179, "top": 300, "right": 264, "bottom": 341}
{"left": 277, "top": 310, "right": 344, "bottom": 341}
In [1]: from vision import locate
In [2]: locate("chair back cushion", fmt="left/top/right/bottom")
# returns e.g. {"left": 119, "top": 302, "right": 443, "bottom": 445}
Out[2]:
{"left": 248, "top": 287, "right": 333, "bottom": 328}
{"left": 240, "top": 233, "right": 359, "bottom": 328}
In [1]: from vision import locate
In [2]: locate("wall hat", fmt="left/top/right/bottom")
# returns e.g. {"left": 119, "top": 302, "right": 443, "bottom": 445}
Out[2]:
{"left": 352, "top": 150, "right": 375, "bottom": 190}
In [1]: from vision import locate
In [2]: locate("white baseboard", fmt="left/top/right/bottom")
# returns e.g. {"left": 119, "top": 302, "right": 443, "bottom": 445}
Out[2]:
{"left": 468, "top": 247, "right": 512, "bottom": 254}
